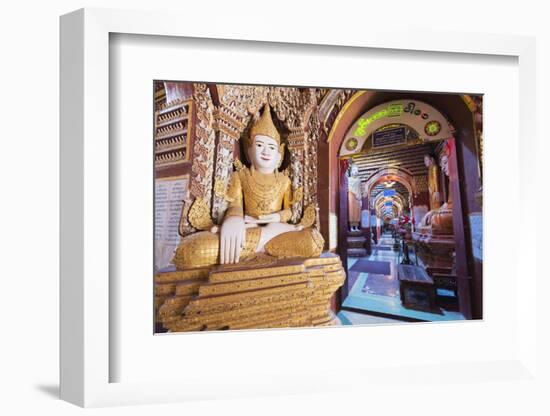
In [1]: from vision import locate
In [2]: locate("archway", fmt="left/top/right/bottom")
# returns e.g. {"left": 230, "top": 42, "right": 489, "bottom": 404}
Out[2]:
{"left": 321, "top": 92, "right": 482, "bottom": 320}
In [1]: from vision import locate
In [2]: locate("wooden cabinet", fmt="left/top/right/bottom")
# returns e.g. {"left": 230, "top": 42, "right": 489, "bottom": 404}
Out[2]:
{"left": 398, "top": 264, "right": 437, "bottom": 312}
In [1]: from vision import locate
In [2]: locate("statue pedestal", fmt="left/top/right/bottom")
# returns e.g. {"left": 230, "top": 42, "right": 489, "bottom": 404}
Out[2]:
{"left": 347, "top": 229, "right": 367, "bottom": 257}
{"left": 412, "top": 231, "right": 455, "bottom": 271}
{"left": 155, "top": 252, "right": 345, "bottom": 332}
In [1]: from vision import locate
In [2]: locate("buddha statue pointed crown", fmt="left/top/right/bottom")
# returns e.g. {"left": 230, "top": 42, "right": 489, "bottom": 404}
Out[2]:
{"left": 246, "top": 103, "right": 281, "bottom": 149}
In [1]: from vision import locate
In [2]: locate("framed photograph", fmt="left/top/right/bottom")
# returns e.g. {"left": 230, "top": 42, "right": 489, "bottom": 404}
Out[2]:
{"left": 60, "top": 8, "right": 539, "bottom": 408}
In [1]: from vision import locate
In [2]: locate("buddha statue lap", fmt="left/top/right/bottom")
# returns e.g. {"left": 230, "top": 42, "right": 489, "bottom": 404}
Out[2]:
{"left": 417, "top": 202, "right": 453, "bottom": 235}
{"left": 172, "top": 105, "right": 324, "bottom": 269}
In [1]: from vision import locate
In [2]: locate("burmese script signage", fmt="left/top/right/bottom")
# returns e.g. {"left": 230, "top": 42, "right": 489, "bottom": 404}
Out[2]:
{"left": 341, "top": 99, "right": 456, "bottom": 156}
{"left": 372, "top": 126, "right": 407, "bottom": 149}
{"left": 155, "top": 175, "right": 189, "bottom": 270}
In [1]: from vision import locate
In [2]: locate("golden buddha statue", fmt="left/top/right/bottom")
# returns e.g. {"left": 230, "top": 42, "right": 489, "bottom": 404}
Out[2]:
{"left": 417, "top": 143, "right": 454, "bottom": 235}
{"left": 424, "top": 154, "right": 441, "bottom": 211}
{"left": 172, "top": 104, "right": 324, "bottom": 268}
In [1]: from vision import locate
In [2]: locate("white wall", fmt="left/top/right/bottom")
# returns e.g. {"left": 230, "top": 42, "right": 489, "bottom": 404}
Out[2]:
{"left": 1, "top": 1, "right": 548, "bottom": 415}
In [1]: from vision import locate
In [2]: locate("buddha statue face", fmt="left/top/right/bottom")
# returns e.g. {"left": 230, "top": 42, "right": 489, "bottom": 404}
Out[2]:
{"left": 248, "top": 134, "right": 281, "bottom": 173}
{"left": 246, "top": 104, "right": 283, "bottom": 173}
{"left": 424, "top": 155, "right": 435, "bottom": 167}
{"left": 349, "top": 164, "right": 359, "bottom": 177}
{"left": 440, "top": 154, "right": 449, "bottom": 176}
{"left": 439, "top": 141, "right": 452, "bottom": 176}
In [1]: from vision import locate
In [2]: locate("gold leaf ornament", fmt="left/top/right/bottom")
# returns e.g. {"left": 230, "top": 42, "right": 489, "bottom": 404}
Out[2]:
{"left": 214, "top": 180, "right": 228, "bottom": 200}
{"left": 188, "top": 198, "right": 214, "bottom": 230}
{"left": 233, "top": 159, "right": 245, "bottom": 172}
{"left": 290, "top": 186, "right": 303, "bottom": 205}
{"left": 298, "top": 204, "right": 316, "bottom": 228}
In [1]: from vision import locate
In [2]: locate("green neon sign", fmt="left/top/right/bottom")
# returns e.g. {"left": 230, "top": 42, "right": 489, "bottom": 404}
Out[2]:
{"left": 353, "top": 103, "right": 404, "bottom": 136}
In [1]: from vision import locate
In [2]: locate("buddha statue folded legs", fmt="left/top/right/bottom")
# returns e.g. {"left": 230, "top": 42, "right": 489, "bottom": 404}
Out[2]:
{"left": 173, "top": 226, "right": 324, "bottom": 269}
{"left": 417, "top": 204, "right": 453, "bottom": 235}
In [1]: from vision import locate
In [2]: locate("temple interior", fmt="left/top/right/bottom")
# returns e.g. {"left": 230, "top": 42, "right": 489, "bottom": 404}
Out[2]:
{"left": 153, "top": 82, "right": 483, "bottom": 332}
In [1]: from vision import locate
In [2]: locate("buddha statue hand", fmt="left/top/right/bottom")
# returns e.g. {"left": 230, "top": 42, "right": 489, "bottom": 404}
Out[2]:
{"left": 220, "top": 215, "right": 246, "bottom": 264}
{"left": 257, "top": 222, "right": 303, "bottom": 250}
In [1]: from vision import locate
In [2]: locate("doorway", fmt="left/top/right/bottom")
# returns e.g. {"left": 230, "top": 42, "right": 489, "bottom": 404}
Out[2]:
{"left": 329, "top": 98, "right": 479, "bottom": 323}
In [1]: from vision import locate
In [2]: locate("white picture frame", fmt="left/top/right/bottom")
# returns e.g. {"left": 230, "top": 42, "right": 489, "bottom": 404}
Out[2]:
{"left": 60, "top": 7, "right": 540, "bottom": 408}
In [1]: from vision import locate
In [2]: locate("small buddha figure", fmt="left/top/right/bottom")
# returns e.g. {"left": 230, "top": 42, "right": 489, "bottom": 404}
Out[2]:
{"left": 172, "top": 105, "right": 324, "bottom": 268}
{"left": 347, "top": 162, "right": 362, "bottom": 232}
{"left": 418, "top": 143, "right": 454, "bottom": 235}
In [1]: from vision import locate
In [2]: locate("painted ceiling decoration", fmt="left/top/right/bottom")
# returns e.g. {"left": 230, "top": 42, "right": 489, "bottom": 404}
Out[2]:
{"left": 340, "top": 100, "right": 456, "bottom": 157}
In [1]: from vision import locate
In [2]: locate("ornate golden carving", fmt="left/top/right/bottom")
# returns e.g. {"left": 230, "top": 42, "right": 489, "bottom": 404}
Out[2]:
{"left": 304, "top": 110, "right": 321, "bottom": 206}
{"left": 268, "top": 87, "right": 316, "bottom": 130}
{"left": 233, "top": 159, "right": 245, "bottom": 172}
{"left": 178, "top": 199, "right": 195, "bottom": 237}
{"left": 190, "top": 84, "right": 216, "bottom": 200}
{"left": 213, "top": 180, "right": 228, "bottom": 200}
{"left": 156, "top": 254, "right": 345, "bottom": 332}
{"left": 210, "top": 253, "right": 277, "bottom": 272}
{"left": 299, "top": 204, "right": 317, "bottom": 228}
{"left": 212, "top": 131, "right": 237, "bottom": 222}
{"left": 226, "top": 166, "right": 296, "bottom": 219}
{"left": 288, "top": 147, "right": 304, "bottom": 222}
{"left": 217, "top": 84, "right": 269, "bottom": 120}
{"left": 187, "top": 198, "right": 214, "bottom": 231}
{"left": 289, "top": 186, "right": 303, "bottom": 205}
{"left": 213, "top": 106, "right": 247, "bottom": 138}
{"left": 325, "top": 90, "right": 361, "bottom": 140}
{"left": 155, "top": 267, "right": 211, "bottom": 284}
{"left": 210, "top": 262, "right": 305, "bottom": 283}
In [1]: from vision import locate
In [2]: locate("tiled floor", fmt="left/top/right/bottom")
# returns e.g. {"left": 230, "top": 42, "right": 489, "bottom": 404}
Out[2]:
{"left": 340, "top": 232, "right": 465, "bottom": 322}
{"left": 337, "top": 309, "right": 402, "bottom": 326}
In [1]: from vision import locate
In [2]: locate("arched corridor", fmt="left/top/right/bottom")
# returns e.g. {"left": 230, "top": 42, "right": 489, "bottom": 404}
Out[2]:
{"left": 321, "top": 94, "right": 483, "bottom": 323}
